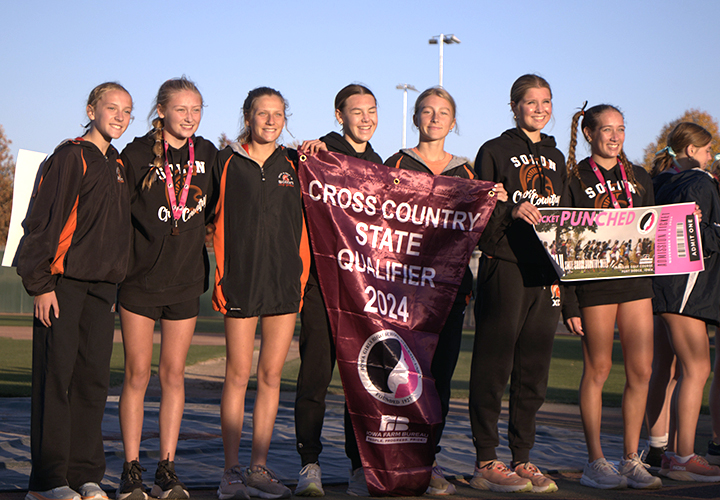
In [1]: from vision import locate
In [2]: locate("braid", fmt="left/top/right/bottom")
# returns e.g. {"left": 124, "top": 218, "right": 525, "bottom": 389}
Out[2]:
{"left": 567, "top": 109, "right": 584, "bottom": 183}
{"left": 650, "top": 151, "right": 673, "bottom": 177}
{"left": 142, "top": 117, "right": 164, "bottom": 190}
{"left": 618, "top": 150, "right": 644, "bottom": 196}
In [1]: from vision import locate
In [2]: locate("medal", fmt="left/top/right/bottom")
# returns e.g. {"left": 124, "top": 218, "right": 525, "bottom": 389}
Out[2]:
{"left": 163, "top": 138, "right": 195, "bottom": 235}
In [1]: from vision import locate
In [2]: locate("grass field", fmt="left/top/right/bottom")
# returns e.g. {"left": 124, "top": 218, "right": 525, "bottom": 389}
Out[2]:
{"left": 1, "top": 317, "right": 714, "bottom": 412}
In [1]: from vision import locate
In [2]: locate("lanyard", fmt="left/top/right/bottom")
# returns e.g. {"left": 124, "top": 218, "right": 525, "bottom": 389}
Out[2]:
{"left": 162, "top": 138, "right": 195, "bottom": 235}
{"left": 588, "top": 157, "right": 633, "bottom": 209}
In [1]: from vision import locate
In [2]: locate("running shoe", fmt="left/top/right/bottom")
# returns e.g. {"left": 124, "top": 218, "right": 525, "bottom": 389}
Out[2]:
{"left": 26, "top": 487, "right": 81, "bottom": 500}
{"left": 117, "top": 461, "right": 148, "bottom": 500}
{"left": 295, "top": 463, "right": 324, "bottom": 497}
{"left": 706, "top": 440, "right": 720, "bottom": 466}
{"left": 618, "top": 453, "right": 662, "bottom": 489}
{"left": 513, "top": 462, "right": 558, "bottom": 493}
{"left": 77, "top": 483, "right": 108, "bottom": 500}
{"left": 580, "top": 458, "right": 627, "bottom": 489}
{"left": 151, "top": 459, "right": 189, "bottom": 499}
{"left": 245, "top": 465, "right": 290, "bottom": 499}
{"left": 426, "top": 461, "right": 456, "bottom": 495}
{"left": 659, "top": 452, "right": 674, "bottom": 477}
{"left": 217, "top": 466, "right": 250, "bottom": 500}
{"left": 469, "top": 460, "right": 532, "bottom": 493}
{"left": 645, "top": 445, "right": 667, "bottom": 468}
{"left": 346, "top": 468, "right": 369, "bottom": 497}
{"left": 667, "top": 454, "right": 720, "bottom": 482}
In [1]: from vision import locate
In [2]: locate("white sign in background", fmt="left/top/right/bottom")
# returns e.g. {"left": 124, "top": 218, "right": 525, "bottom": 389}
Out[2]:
{"left": 2, "top": 149, "right": 48, "bottom": 267}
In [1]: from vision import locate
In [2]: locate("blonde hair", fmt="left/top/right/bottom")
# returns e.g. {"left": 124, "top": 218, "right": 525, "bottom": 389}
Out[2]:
{"left": 412, "top": 86, "right": 458, "bottom": 133}
{"left": 237, "top": 87, "right": 289, "bottom": 144}
{"left": 84, "top": 82, "right": 132, "bottom": 129}
{"left": 143, "top": 76, "right": 203, "bottom": 190}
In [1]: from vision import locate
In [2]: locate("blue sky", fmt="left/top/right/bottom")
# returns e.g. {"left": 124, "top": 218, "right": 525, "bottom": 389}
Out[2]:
{"left": 2, "top": 0, "right": 719, "bottom": 166}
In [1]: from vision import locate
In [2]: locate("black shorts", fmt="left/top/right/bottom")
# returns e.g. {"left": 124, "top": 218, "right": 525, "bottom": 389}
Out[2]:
{"left": 121, "top": 297, "right": 200, "bottom": 321}
{"left": 575, "top": 277, "right": 653, "bottom": 308}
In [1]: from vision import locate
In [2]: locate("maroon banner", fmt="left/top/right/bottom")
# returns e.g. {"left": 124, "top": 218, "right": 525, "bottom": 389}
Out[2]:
{"left": 299, "top": 151, "right": 496, "bottom": 496}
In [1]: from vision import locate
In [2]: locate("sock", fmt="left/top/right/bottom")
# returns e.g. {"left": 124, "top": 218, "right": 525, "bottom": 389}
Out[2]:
{"left": 648, "top": 434, "right": 668, "bottom": 448}
{"left": 675, "top": 453, "right": 694, "bottom": 463}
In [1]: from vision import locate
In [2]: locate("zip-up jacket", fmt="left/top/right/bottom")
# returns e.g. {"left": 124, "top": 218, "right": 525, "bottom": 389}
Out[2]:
{"left": 475, "top": 128, "right": 566, "bottom": 266}
{"left": 652, "top": 158, "right": 720, "bottom": 324}
{"left": 17, "top": 138, "right": 131, "bottom": 296}
{"left": 212, "top": 143, "right": 310, "bottom": 317}
{"left": 562, "top": 158, "right": 654, "bottom": 319}
{"left": 385, "top": 148, "right": 476, "bottom": 303}
{"left": 118, "top": 133, "right": 218, "bottom": 306}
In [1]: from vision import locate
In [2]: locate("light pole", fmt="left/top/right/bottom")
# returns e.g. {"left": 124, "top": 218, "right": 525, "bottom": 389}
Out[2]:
{"left": 396, "top": 84, "right": 418, "bottom": 149}
{"left": 428, "top": 34, "right": 461, "bottom": 87}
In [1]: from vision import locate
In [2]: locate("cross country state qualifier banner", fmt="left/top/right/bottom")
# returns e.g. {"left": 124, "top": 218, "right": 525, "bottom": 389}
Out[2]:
{"left": 298, "top": 151, "right": 496, "bottom": 496}
{"left": 534, "top": 203, "right": 704, "bottom": 281}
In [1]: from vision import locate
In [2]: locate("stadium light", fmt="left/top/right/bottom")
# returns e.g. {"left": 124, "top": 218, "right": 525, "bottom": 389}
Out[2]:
{"left": 396, "top": 84, "right": 419, "bottom": 149}
{"left": 428, "top": 34, "right": 461, "bottom": 87}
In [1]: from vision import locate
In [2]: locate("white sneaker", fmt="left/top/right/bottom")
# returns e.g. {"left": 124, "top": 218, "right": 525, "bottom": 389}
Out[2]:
{"left": 426, "top": 461, "right": 456, "bottom": 495}
{"left": 295, "top": 463, "right": 324, "bottom": 497}
{"left": 78, "top": 483, "right": 108, "bottom": 500}
{"left": 619, "top": 453, "right": 662, "bottom": 489}
{"left": 581, "top": 458, "right": 628, "bottom": 489}
{"left": 346, "top": 468, "right": 369, "bottom": 496}
{"left": 26, "top": 487, "right": 81, "bottom": 500}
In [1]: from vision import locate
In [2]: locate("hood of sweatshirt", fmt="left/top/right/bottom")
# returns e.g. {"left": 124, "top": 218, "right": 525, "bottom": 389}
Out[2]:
{"left": 320, "top": 131, "right": 381, "bottom": 163}
{"left": 397, "top": 148, "right": 469, "bottom": 174}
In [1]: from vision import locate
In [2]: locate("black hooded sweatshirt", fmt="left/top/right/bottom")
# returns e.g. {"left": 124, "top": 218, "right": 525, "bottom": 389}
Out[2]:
{"left": 118, "top": 133, "right": 218, "bottom": 306}
{"left": 320, "top": 131, "right": 382, "bottom": 164}
{"left": 474, "top": 128, "right": 566, "bottom": 269}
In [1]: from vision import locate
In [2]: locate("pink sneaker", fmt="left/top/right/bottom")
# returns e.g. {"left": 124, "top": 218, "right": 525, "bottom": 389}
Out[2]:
{"left": 513, "top": 462, "right": 558, "bottom": 493}
{"left": 659, "top": 453, "right": 672, "bottom": 477}
{"left": 469, "top": 461, "right": 532, "bottom": 493}
{"left": 667, "top": 454, "right": 720, "bottom": 482}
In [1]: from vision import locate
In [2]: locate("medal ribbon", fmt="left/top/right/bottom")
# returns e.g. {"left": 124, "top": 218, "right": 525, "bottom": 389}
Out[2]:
{"left": 163, "top": 137, "right": 195, "bottom": 229}
{"left": 588, "top": 157, "right": 633, "bottom": 209}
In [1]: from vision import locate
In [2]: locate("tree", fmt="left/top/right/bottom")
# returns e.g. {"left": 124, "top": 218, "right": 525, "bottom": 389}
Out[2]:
{"left": 218, "top": 133, "right": 232, "bottom": 150}
{"left": 641, "top": 109, "right": 720, "bottom": 172}
{"left": 0, "top": 125, "right": 15, "bottom": 248}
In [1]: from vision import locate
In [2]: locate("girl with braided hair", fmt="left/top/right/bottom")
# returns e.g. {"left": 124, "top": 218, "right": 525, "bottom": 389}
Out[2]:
{"left": 648, "top": 122, "right": 720, "bottom": 481}
{"left": 117, "top": 77, "right": 218, "bottom": 500}
{"left": 563, "top": 104, "right": 660, "bottom": 490}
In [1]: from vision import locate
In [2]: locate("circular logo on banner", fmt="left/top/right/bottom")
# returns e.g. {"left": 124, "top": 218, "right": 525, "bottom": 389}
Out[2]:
{"left": 638, "top": 209, "right": 657, "bottom": 235}
{"left": 357, "top": 329, "right": 423, "bottom": 406}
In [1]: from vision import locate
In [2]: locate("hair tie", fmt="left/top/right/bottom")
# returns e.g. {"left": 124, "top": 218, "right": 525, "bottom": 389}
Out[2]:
{"left": 580, "top": 100, "right": 588, "bottom": 116}
{"left": 655, "top": 146, "right": 676, "bottom": 157}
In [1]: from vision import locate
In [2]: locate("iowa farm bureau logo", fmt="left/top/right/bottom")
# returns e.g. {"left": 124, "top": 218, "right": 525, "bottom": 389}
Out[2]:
{"left": 358, "top": 329, "right": 422, "bottom": 406}
{"left": 277, "top": 171, "right": 294, "bottom": 187}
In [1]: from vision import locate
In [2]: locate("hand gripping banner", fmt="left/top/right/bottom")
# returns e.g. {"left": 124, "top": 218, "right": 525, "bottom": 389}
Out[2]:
{"left": 298, "top": 151, "right": 496, "bottom": 496}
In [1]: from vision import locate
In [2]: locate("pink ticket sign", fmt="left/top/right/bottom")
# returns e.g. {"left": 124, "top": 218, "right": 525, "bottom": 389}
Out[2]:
{"left": 534, "top": 203, "right": 703, "bottom": 281}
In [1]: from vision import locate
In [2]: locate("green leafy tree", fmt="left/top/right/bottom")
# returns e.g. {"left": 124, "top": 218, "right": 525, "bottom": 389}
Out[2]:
{"left": 0, "top": 125, "right": 15, "bottom": 248}
{"left": 641, "top": 109, "right": 720, "bottom": 172}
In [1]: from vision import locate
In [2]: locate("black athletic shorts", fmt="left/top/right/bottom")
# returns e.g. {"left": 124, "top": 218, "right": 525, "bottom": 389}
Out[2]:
{"left": 121, "top": 297, "right": 200, "bottom": 321}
